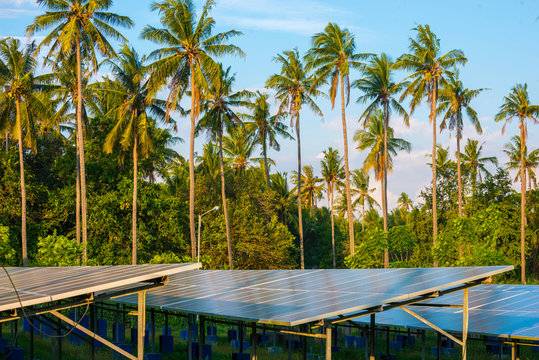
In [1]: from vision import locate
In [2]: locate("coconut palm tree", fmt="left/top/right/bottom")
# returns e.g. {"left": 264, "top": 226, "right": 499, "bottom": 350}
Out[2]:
{"left": 321, "top": 147, "right": 344, "bottom": 268}
{"left": 239, "top": 91, "right": 292, "bottom": 188}
{"left": 28, "top": 0, "right": 134, "bottom": 262}
{"left": 270, "top": 172, "right": 294, "bottom": 225}
{"left": 397, "top": 192, "right": 413, "bottom": 213}
{"left": 100, "top": 45, "right": 169, "bottom": 265}
{"left": 266, "top": 48, "right": 323, "bottom": 269}
{"left": 495, "top": 83, "right": 539, "bottom": 283}
{"left": 197, "top": 65, "right": 241, "bottom": 269}
{"left": 0, "top": 39, "right": 51, "bottom": 266}
{"left": 396, "top": 24, "right": 466, "bottom": 263}
{"left": 293, "top": 166, "right": 324, "bottom": 216}
{"left": 461, "top": 139, "right": 497, "bottom": 189}
{"left": 355, "top": 110, "right": 411, "bottom": 237}
{"left": 142, "top": 0, "right": 244, "bottom": 258}
{"left": 223, "top": 125, "right": 257, "bottom": 174}
{"left": 438, "top": 71, "right": 485, "bottom": 216}
{"left": 426, "top": 145, "right": 456, "bottom": 187}
{"left": 354, "top": 53, "right": 409, "bottom": 267}
{"left": 306, "top": 23, "right": 370, "bottom": 256}
{"left": 504, "top": 136, "right": 538, "bottom": 190}
{"left": 350, "top": 169, "right": 379, "bottom": 232}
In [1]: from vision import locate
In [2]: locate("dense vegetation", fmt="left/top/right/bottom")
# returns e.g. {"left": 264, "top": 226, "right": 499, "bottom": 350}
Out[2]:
{"left": 0, "top": 0, "right": 537, "bottom": 283}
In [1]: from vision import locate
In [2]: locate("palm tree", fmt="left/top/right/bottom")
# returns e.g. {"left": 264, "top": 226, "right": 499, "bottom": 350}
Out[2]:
{"left": 197, "top": 65, "right": 240, "bottom": 269}
{"left": 321, "top": 147, "right": 344, "bottom": 268}
{"left": 504, "top": 136, "right": 538, "bottom": 190}
{"left": 350, "top": 169, "right": 379, "bottom": 232}
{"left": 397, "top": 192, "right": 413, "bottom": 213}
{"left": 427, "top": 145, "right": 456, "bottom": 187}
{"left": 438, "top": 71, "right": 485, "bottom": 216}
{"left": 495, "top": 83, "right": 539, "bottom": 283}
{"left": 270, "top": 172, "right": 294, "bottom": 225}
{"left": 355, "top": 110, "right": 411, "bottom": 240}
{"left": 354, "top": 53, "right": 409, "bottom": 267}
{"left": 239, "top": 91, "right": 292, "bottom": 188}
{"left": 461, "top": 139, "right": 497, "bottom": 188}
{"left": 0, "top": 39, "right": 51, "bottom": 266}
{"left": 222, "top": 125, "right": 257, "bottom": 174}
{"left": 266, "top": 48, "right": 323, "bottom": 269}
{"left": 100, "top": 45, "right": 168, "bottom": 265}
{"left": 293, "top": 166, "right": 324, "bottom": 216}
{"left": 397, "top": 24, "right": 466, "bottom": 263}
{"left": 142, "top": 0, "right": 244, "bottom": 258}
{"left": 307, "top": 23, "right": 370, "bottom": 256}
{"left": 28, "top": 0, "right": 134, "bottom": 263}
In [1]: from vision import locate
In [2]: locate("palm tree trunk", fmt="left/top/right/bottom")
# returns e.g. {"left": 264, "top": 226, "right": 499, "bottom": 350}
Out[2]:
{"left": 76, "top": 138, "right": 81, "bottom": 249}
{"left": 340, "top": 73, "right": 355, "bottom": 255}
{"left": 362, "top": 198, "right": 365, "bottom": 232}
{"left": 382, "top": 104, "right": 389, "bottom": 268}
{"left": 189, "top": 59, "right": 197, "bottom": 258}
{"left": 219, "top": 130, "right": 233, "bottom": 269}
{"left": 330, "top": 183, "right": 336, "bottom": 268}
{"left": 263, "top": 135, "right": 270, "bottom": 188}
{"left": 76, "top": 39, "right": 88, "bottom": 263}
{"left": 431, "top": 81, "right": 438, "bottom": 267}
{"left": 132, "top": 128, "right": 138, "bottom": 265}
{"left": 519, "top": 119, "right": 526, "bottom": 284}
{"left": 457, "top": 131, "right": 463, "bottom": 258}
{"left": 296, "top": 113, "right": 304, "bottom": 269}
{"left": 16, "top": 100, "right": 27, "bottom": 267}
{"left": 4, "top": 131, "right": 8, "bottom": 151}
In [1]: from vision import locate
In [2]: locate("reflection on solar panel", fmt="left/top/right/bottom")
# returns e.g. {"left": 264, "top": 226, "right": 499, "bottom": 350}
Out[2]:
{"left": 354, "top": 285, "right": 539, "bottom": 340}
{"left": 0, "top": 263, "right": 200, "bottom": 312}
{"left": 115, "top": 266, "right": 512, "bottom": 326}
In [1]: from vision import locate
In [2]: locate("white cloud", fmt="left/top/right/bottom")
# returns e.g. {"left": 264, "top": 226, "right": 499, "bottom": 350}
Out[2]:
{"left": 0, "top": 8, "right": 39, "bottom": 18}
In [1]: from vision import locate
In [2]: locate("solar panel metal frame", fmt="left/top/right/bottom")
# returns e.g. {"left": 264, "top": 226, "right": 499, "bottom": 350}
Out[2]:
{"left": 115, "top": 266, "right": 513, "bottom": 327}
{"left": 352, "top": 284, "right": 539, "bottom": 340}
{"left": 0, "top": 263, "right": 201, "bottom": 313}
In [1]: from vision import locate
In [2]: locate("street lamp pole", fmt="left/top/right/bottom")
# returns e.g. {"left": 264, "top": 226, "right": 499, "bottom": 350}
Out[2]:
{"left": 197, "top": 206, "right": 219, "bottom": 263}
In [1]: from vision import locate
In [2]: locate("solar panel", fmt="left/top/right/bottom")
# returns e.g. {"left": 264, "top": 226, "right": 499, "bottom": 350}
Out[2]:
{"left": 115, "top": 266, "right": 512, "bottom": 326}
{"left": 353, "top": 285, "right": 539, "bottom": 340}
{"left": 0, "top": 263, "right": 200, "bottom": 312}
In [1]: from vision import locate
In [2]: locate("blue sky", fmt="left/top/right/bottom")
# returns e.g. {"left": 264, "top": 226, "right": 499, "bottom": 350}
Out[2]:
{"left": 1, "top": 0, "right": 538, "bottom": 210}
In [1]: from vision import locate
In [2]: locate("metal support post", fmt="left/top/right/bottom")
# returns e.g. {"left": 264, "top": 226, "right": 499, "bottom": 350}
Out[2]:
{"left": 369, "top": 314, "right": 375, "bottom": 360}
{"left": 251, "top": 322, "right": 257, "bottom": 360}
{"left": 239, "top": 321, "right": 244, "bottom": 353}
{"left": 199, "top": 315, "right": 205, "bottom": 360}
{"left": 57, "top": 316, "right": 62, "bottom": 360}
{"left": 90, "top": 304, "right": 95, "bottom": 360}
{"left": 421, "top": 330, "right": 425, "bottom": 360}
{"left": 30, "top": 317, "right": 34, "bottom": 360}
{"left": 437, "top": 332, "right": 441, "bottom": 360}
{"left": 187, "top": 315, "right": 193, "bottom": 360}
{"left": 462, "top": 288, "right": 469, "bottom": 360}
{"left": 137, "top": 290, "right": 147, "bottom": 360}
{"left": 325, "top": 327, "right": 332, "bottom": 360}
{"left": 386, "top": 326, "right": 390, "bottom": 355}
{"left": 302, "top": 325, "right": 307, "bottom": 360}
{"left": 151, "top": 308, "right": 155, "bottom": 353}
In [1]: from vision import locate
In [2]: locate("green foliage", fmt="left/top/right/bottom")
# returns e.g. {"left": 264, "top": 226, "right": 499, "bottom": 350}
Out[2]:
{"left": 345, "top": 227, "right": 388, "bottom": 269}
{"left": 0, "top": 226, "right": 16, "bottom": 266}
{"left": 34, "top": 231, "right": 82, "bottom": 266}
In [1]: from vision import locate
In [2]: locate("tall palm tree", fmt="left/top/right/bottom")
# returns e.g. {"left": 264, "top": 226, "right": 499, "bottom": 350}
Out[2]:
{"left": 239, "top": 91, "right": 292, "bottom": 188}
{"left": 266, "top": 48, "right": 323, "bottom": 269}
{"left": 355, "top": 110, "right": 411, "bottom": 239}
{"left": 0, "top": 39, "right": 51, "bottom": 266}
{"left": 321, "top": 147, "right": 344, "bottom": 268}
{"left": 495, "top": 83, "right": 539, "bottom": 283}
{"left": 426, "top": 145, "right": 456, "bottom": 187}
{"left": 438, "top": 71, "right": 485, "bottom": 216}
{"left": 307, "top": 23, "right": 370, "bottom": 256}
{"left": 350, "top": 169, "right": 379, "bottom": 232}
{"left": 28, "top": 0, "right": 134, "bottom": 263}
{"left": 504, "top": 136, "right": 538, "bottom": 190}
{"left": 100, "top": 45, "right": 168, "bottom": 265}
{"left": 197, "top": 65, "right": 240, "bottom": 269}
{"left": 461, "top": 139, "right": 497, "bottom": 188}
{"left": 397, "top": 24, "right": 466, "bottom": 264}
{"left": 354, "top": 53, "right": 409, "bottom": 267}
{"left": 142, "top": 0, "right": 244, "bottom": 258}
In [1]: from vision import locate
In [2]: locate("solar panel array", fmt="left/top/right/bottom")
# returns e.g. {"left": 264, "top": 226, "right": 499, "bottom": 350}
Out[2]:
{"left": 354, "top": 285, "right": 539, "bottom": 340}
{"left": 0, "top": 263, "right": 200, "bottom": 312}
{"left": 115, "top": 266, "right": 512, "bottom": 326}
